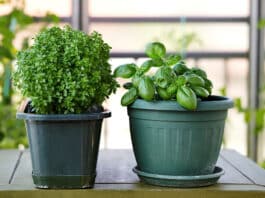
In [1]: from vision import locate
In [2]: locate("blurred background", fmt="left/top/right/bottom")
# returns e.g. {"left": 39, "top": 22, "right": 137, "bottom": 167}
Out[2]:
{"left": 1, "top": 0, "right": 265, "bottom": 166}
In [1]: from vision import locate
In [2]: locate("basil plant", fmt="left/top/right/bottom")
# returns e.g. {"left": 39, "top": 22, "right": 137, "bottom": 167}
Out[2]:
{"left": 114, "top": 42, "right": 213, "bottom": 110}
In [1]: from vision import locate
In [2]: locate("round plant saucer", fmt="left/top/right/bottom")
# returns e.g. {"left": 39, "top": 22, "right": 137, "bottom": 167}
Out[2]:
{"left": 133, "top": 166, "right": 224, "bottom": 188}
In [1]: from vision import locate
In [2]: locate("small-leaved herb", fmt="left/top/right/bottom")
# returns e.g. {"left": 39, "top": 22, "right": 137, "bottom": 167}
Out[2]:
{"left": 13, "top": 26, "right": 118, "bottom": 114}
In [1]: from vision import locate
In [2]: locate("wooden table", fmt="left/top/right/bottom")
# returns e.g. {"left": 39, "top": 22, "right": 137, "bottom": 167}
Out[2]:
{"left": 1, "top": 149, "right": 265, "bottom": 198}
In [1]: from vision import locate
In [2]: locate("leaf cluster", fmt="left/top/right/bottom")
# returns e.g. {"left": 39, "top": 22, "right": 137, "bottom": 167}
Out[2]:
{"left": 114, "top": 42, "right": 213, "bottom": 110}
{"left": 13, "top": 26, "right": 118, "bottom": 114}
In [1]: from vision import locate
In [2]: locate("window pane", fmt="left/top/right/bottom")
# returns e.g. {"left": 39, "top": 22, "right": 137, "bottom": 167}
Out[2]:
{"left": 90, "top": 0, "right": 249, "bottom": 17}
{"left": 90, "top": 23, "right": 248, "bottom": 52}
{"left": 24, "top": 0, "right": 71, "bottom": 16}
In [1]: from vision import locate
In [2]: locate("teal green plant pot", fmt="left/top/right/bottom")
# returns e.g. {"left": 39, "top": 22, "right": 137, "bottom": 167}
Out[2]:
{"left": 17, "top": 109, "right": 110, "bottom": 189}
{"left": 128, "top": 96, "right": 233, "bottom": 176}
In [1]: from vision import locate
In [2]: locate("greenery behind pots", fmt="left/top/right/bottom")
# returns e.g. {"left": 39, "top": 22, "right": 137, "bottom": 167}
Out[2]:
{"left": 0, "top": 1, "right": 60, "bottom": 148}
{"left": 13, "top": 26, "right": 118, "bottom": 189}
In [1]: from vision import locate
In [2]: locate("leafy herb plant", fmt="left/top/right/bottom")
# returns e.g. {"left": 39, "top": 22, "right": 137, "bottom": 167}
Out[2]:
{"left": 13, "top": 26, "right": 118, "bottom": 114}
{"left": 114, "top": 42, "right": 213, "bottom": 110}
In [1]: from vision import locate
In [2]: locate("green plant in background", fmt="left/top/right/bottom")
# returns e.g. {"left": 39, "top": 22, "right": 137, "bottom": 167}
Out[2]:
{"left": 258, "top": 18, "right": 265, "bottom": 168}
{"left": 0, "top": 104, "right": 27, "bottom": 148}
{"left": 225, "top": 19, "right": 265, "bottom": 166}
{"left": 258, "top": 19, "right": 265, "bottom": 29}
{"left": 154, "top": 29, "right": 202, "bottom": 56}
{"left": 13, "top": 26, "right": 118, "bottom": 114}
{"left": 0, "top": 0, "right": 59, "bottom": 148}
{"left": 114, "top": 42, "right": 213, "bottom": 110}
{"left": 234, "top": 98, "right": 265, "bottom": 135}
{"left": 234, "top": 97, "right": 265, "bottom": 168}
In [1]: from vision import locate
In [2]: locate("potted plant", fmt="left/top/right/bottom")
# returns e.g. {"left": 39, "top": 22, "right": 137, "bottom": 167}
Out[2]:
{"left": 114, "top": 42, "right": 233, "bottom": 187}
{"left": 13, "top": 26, "right": 118, "bottom": 189}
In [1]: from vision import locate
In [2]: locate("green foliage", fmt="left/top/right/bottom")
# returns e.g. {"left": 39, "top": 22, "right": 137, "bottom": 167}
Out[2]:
{"left": 114, "top": 42, "right": 213, "bottom": 110}
{"left": 13, "top": 26, "right": 118, "bottom": 114}
{"left": 258, "top": 19, "right": 265, "bottom": 29}
{"left": 177, "top": 86, "right": 197, "bottom": 110}
{"left": 145, "top": 42, "right": 166, "bottom": 59}
{"left": 234, "top": 97, "right": 265, "bottom": 134}
{"left": 0, "top": 8, "right": 33, "bottom": 104}
{"left": 0, "top": 104, "right": 27, "bottom": 149}
{"left": 121, "top": 87, "right": 138, "bottom": 106}
{"left": 0, "top": 2, "right": 60, "bottom": 148}
{"left": 0, "top": 4, "right": 60, "bottom": 105}
{"left": 154, "top": 30, "right": 202, "bottom": 55}
{"left": 43, "top": 12, "right": 60, "bottom": 24}
{"left": 260, "top": 160, "right": 265, "bottom": 169}
{"left": 0, "top": 4, "right": 32, "bottom": 148}
{"left": 114, "top": 63, "right": 137, "bottom": 78}
{"left": 138, "top": 76, "right": 155, "bottom": 101}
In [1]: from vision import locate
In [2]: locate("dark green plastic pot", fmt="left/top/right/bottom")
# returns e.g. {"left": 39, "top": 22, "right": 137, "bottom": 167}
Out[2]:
{"left": 17, "top": 110, "right": 110, "bottom": 189}
{"left": 128, "top": 96, "right": 233, "bottom": 176}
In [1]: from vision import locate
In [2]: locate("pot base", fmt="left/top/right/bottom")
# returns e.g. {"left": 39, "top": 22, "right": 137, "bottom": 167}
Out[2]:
{"left": 32, "top": 173, "right": 96, "bottom": 189}
{"left": 133, "top": 166, "right": 224, "bottom": 188}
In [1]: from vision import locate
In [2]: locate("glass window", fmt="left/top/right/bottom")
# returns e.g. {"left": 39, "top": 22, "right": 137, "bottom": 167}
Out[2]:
{"left": 90, "top": 0, "right": 249, "bottom": 17}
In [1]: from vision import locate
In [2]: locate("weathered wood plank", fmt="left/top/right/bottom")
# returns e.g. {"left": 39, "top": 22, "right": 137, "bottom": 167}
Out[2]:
{"left": 96, "top": 150, "right": 138, "bottom": 183}
{"left": 12, "top": 149, "right": 139, "bottom": 185}
{"left": 0, "top": 149, "right": 20, "bottom": 185}
{"left": 12, "top": 149, "right": 254, "bottom": 186}
{"left": 2, "top": 149, "right": 265, "bottom": 198}
{"left": 1, "top": 183, "right": 265, "bottom": 191}
{"left": 11, "top": 151, "right": 33, "bottom": 185}
{"left": 97, "top": 150, "right": 253, "bottom": 184}
{"left": 0, "top": 184, "right": 265, "bottom": 198}
{"left": 221, "top": 149, "right": 265, "bottom": 186}
{"left": 217, "top": 155, "right": 252, "bottom": 184}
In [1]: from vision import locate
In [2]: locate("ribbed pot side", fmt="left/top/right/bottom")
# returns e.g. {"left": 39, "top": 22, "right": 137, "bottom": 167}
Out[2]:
{"left": 17, "top": 111, "right": 110, "bottom": 189}
{"left": 128, "top": 96, "right": 233, "bottom": 176}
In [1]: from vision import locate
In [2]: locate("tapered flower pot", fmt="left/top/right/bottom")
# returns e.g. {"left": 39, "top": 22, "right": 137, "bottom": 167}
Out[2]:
{"left": 17, "top": 106, "right": 110, "bottom": 189}
{"left": 128, "top": 96, "right": 233, "bottom": 187}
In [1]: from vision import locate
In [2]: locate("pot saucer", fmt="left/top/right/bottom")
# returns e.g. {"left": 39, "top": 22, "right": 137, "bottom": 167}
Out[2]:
{"left": 133, "top": 166, "right": 224, "bottom": 188}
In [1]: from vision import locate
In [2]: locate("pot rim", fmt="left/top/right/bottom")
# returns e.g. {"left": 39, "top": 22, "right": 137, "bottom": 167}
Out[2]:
{"left": 128, "top": 95, "right": 234, "bottom": 112}
{"left": 16, "top": 111, "right": 111, "bottom": 121}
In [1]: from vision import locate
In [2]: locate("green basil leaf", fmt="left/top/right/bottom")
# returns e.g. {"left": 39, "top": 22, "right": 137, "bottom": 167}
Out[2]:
{"left": 167, "top": 83, "right": 178, "bottom": 95}
{"left": 176, "top": 75, "right": 187, "bottom": 86}
{"left": 191, "top": 67, "right": 207, "bottom": 79}
{"left": 191, "top": 86, "right": 209, "bottom": 98}
{"left": 121, "top": 87, "right": 138, "bottom": 106}
{"left": 204, "top": 78, "right": 213, "bottom": 94}
{"left": 177, "top": 86, "right": 197, "bottom": 110}
{"left": 138, "top": 76, "right": 155, "bottom": 101}
{"left": 152, "top": 58, "right": 164, "bottom": 67}
{"left": 139, "top": 60, "right": 152, "bottom": 74}
{"left": 186, "top": 73, "right": 205, "bottom": 87}
{"left": 132, "top": 75, "right": 142, "bottom": 88}
{"left": 173, "top": 60, "right": 189, "bottom": 75}
{"left": 157, "top": 87, "right": 172, "bottom": 100}
{"left": 145, "top": 42, "right": 166, "bottom": 59}
{"left": 154, "top": 66, "right": 176, "bottom": 88}
{"left": 165, "top": 54, "right": 182, "bottom": 66}
{"left": 114, "top": 63, "right": 137, "bottom": 78}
